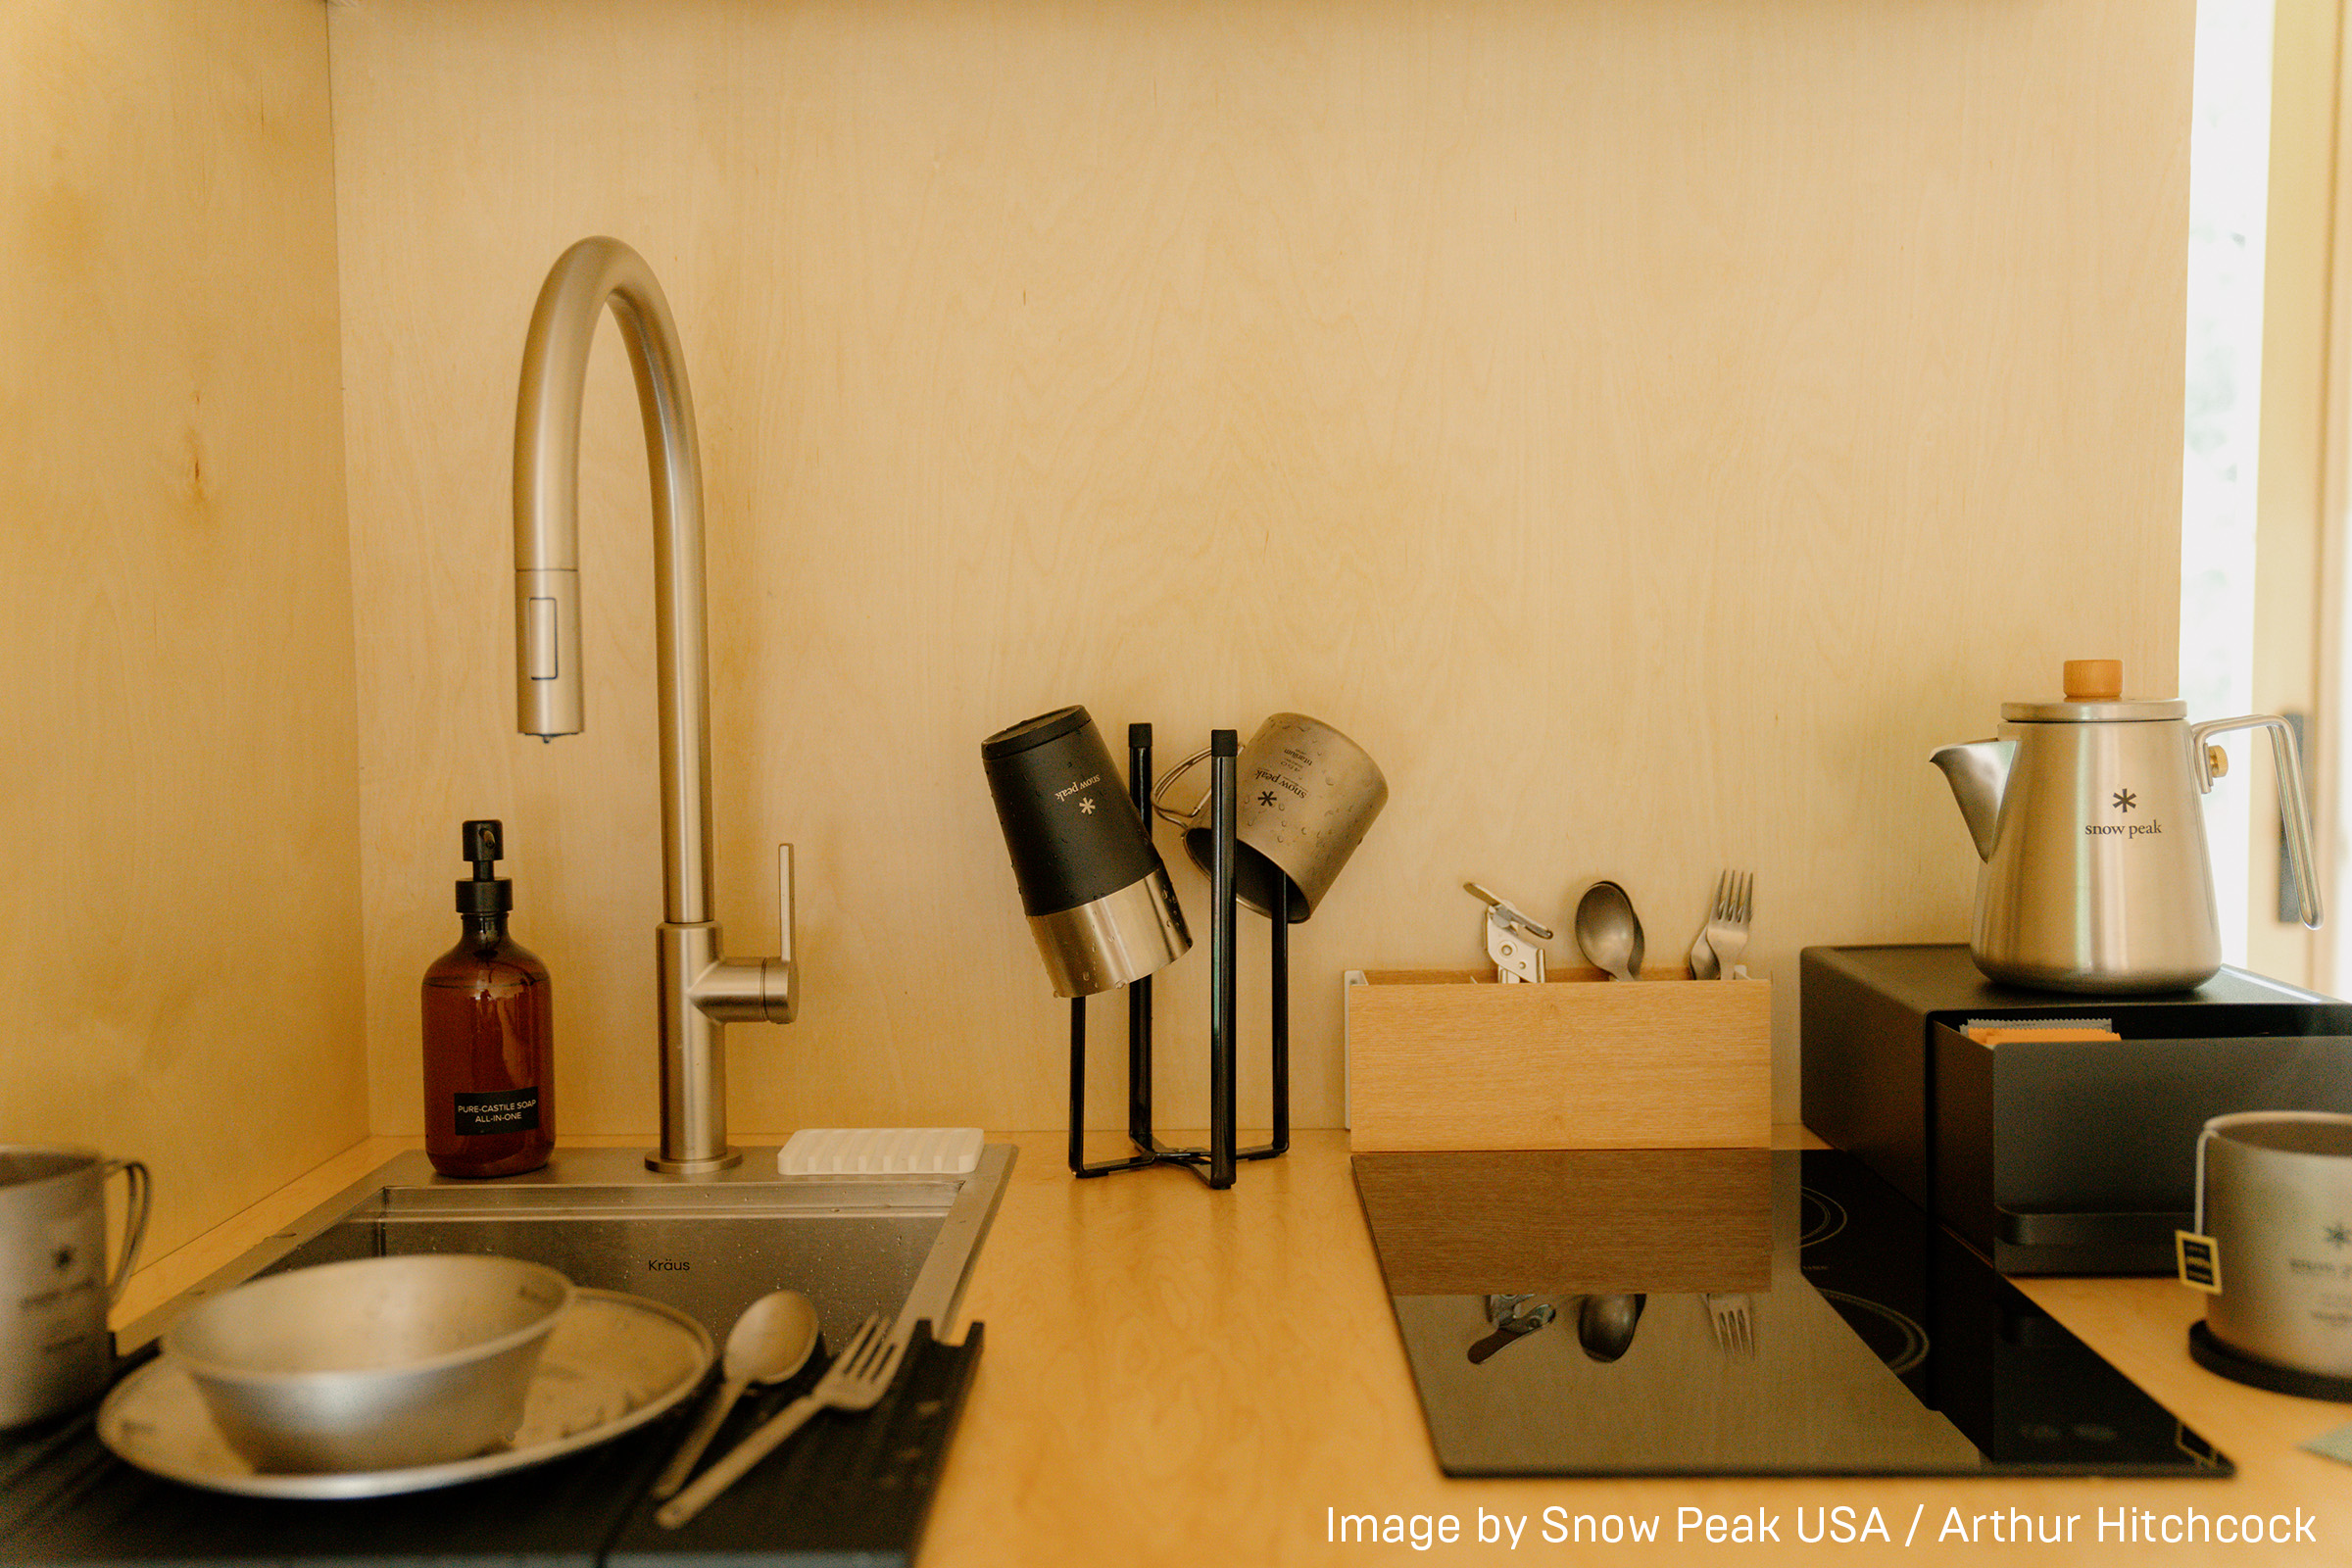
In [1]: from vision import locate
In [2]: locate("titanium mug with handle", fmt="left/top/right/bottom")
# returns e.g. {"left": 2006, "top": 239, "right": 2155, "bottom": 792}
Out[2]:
{"left": 1155, "top": 712, "right": 1389, "bottom": 923}
{"left": 2186, "top": 1112, "right": 2352, "bottom": 1382}
{"left": 0, "top": 1149, "right": 152, "bottom": 1429}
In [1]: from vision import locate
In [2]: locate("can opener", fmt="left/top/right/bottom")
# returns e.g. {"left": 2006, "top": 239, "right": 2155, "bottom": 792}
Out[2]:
{"left": 1465, "top": 882, "right": 1552, "bottom": 983}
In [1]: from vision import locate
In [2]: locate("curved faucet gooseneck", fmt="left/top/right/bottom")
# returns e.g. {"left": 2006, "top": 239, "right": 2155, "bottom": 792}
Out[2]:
{"left": 513, "top": 236, "right": 795, "bottom": 1174}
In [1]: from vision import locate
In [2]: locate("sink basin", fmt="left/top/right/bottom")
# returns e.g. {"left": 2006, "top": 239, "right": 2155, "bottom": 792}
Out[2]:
{"left": 119, "top": 1145, "right": 1014, "bottom": 1356}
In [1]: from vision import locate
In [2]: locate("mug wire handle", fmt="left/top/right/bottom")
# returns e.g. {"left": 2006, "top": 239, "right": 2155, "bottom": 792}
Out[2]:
{"left": 101, "top": 1158, "right": 153, "bottom": 1306}
{"left": 1150, "top": 745, "right": 1215, "bottom": 827}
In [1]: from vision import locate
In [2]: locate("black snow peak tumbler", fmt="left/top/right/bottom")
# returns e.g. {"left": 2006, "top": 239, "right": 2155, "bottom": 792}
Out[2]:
{"left": 981, "top": 706, "right": 1191, "bottom": 997}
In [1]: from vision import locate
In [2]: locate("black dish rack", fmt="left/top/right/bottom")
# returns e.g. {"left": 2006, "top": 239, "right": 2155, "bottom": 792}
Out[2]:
{"left": 0, "top": 1322, "right": 981, "bottom": 1568}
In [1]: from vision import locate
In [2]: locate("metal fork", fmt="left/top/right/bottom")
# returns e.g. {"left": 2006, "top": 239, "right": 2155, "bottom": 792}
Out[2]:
{"left": 1704, "top": 870, "right": 1753, "bottom": 980}
{"left": 656, "top": 1315, "right": 903, "bottom": 1529}
{"left": 1702, "top": 1292, "right": 1755, "bottom": 1355}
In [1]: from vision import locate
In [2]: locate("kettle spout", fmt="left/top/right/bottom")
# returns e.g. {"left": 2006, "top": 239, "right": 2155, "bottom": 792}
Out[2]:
{"left": 1931, "top": 740, "right": 2016, "bottom": 862}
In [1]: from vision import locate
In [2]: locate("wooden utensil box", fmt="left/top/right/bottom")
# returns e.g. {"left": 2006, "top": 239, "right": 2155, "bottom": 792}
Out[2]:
{"left": 1345, "top": 968, "right": 1771, "bottom": 1151}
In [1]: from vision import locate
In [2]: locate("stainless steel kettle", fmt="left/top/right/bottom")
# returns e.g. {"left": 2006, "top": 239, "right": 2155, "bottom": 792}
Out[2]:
{"left": 1930, "top": 660, "right": 2322, "bottom": 994}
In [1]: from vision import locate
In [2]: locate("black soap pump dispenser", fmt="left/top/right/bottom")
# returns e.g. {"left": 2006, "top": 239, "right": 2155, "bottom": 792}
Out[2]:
{"left": 421, "top": 820, "right": 554, "bottom": 1177}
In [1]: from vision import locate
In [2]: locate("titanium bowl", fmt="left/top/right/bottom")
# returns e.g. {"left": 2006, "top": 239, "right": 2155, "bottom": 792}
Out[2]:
{"left": 161, "top": 1253, "right": 573, "bottom": 1474}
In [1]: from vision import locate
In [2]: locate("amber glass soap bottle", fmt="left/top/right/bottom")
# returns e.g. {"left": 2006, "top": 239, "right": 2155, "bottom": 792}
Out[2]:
{"left": 421, "top": 819, "right": 554, "bottom": 1177}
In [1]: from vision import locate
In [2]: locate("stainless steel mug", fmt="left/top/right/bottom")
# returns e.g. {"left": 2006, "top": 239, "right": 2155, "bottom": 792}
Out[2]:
{"left": 1165, "top": 713, "right": 1388, "bottom": 922}
{"left": 1, "top": 1148, "right": 152, "bottom": 1427}
{"left": 2194, "top": 1112, "right": 2352, "bottom": 1378}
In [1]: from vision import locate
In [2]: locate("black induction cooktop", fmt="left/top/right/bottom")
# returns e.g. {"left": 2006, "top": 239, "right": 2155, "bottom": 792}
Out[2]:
{"left": 1351, "top": 1146, "right": 2231, "bottom": 1478}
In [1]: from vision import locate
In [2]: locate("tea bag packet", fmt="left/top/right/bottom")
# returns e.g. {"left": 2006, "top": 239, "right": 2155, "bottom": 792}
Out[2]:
{"left": 2175, "top": 1230, "right": 2221, "bottom": 1294}
{"left": 2176, "top": 1124, "right": 2224, "bottom": 1295}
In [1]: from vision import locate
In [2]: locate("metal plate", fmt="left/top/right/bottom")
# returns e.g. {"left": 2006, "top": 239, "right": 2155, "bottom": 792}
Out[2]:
{"left": 96, "top": 1290, "right": 712, "bottom": 1499}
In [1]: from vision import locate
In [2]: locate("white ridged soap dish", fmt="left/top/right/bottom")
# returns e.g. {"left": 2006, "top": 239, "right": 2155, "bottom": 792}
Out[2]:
{"left": 777, "top": 1128, "right": 983, "bottom": 1176}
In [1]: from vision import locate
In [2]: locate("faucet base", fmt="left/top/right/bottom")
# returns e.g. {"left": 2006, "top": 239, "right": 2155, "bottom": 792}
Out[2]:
{"left": 645, "top": 1148, "right": 744, "bottom": 1175}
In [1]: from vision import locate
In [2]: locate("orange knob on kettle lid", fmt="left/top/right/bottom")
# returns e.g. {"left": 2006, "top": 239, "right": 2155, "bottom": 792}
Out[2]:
{"left": 2062, "top": 660, "right": 2124, "bottom": 702}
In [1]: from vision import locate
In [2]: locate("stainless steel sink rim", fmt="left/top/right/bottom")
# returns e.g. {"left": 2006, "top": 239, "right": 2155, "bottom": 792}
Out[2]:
{"left": 119, "top": 1143, "right": 1016, "bottom": 1360}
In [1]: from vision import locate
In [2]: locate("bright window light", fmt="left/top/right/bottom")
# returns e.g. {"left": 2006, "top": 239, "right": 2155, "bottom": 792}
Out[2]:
{"left": 2181, "top": 0, "right": 2275, "bottom": 967}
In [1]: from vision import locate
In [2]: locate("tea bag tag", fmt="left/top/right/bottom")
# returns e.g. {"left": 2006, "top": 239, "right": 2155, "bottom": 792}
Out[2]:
{"left": 2176, "top": 1230, "right": 2223, "bottom": 1294}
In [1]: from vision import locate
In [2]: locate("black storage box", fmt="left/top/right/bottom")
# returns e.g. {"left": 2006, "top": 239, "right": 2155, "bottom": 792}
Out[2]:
{"left": 1800, "top": 944, "right": 2352, "bottom": 1275}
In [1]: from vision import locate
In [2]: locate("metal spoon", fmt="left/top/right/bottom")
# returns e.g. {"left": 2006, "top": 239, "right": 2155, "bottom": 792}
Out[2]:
{"left": 648, "top": 1289, "right": 821, "bottom": 1500}
{"left": 1574, "top": 880, "right": 1645, "bottom": 979}
{"left": 1574, "top": 1294, "right": 1647, "bottom": 1362}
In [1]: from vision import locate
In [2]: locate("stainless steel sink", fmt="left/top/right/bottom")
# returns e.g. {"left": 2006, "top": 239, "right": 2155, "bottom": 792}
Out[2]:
{"left": 118, "top": 1144, "right": 1015, "bottom": 1355}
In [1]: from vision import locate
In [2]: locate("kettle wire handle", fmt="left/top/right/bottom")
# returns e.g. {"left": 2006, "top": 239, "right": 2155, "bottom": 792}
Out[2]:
{"left": 2190, "top": 713, "right": 2324, "bottom": 929}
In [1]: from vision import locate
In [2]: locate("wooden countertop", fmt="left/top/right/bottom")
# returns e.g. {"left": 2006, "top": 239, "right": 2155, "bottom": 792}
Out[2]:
{"left": 116, "top": 1130, "right": 2352, "bottom": 1565}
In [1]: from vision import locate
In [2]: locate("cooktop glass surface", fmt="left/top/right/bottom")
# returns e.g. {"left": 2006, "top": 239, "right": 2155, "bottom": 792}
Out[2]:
{"left": 1352, "top": 1147, "right": 2231, "bottom": 1478}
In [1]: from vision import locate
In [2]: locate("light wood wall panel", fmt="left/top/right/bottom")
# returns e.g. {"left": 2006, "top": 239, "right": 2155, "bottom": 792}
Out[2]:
{"left": 0, "top": 2, "right": 366, "bottom": 1259}
{"left": 329, "top": 0, "right": 2192, "bottom": 1140}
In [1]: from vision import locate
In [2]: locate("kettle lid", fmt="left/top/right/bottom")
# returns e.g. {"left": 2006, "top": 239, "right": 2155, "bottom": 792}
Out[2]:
{"left": 2001, "top": 659, "right": 2187, "bottom": 722}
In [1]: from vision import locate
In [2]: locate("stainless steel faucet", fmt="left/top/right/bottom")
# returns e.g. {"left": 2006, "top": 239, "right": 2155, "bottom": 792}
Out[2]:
{"left": 512, "top": 236, "right": 795, "bottom": 1174}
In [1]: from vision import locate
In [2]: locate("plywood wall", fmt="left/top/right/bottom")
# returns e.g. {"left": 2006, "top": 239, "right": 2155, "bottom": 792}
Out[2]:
{"left": 329, "top": 0, "right": 2192, "bottom": 1141}
{"left": 0, "top": 1, "right": 365, "bottom": 1259}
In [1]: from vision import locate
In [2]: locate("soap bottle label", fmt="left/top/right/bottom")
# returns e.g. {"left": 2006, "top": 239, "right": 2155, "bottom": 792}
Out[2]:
{"left": 454, "top": 1087, "right": 541, "bottom": 1136}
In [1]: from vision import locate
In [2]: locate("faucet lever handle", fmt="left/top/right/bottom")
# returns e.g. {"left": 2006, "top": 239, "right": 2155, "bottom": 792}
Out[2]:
{"left": 683, "top": 845, "right": 799, "bottom": 1026}
{"left": 765, "top": 844, "right": 798, "bottom": 1023}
